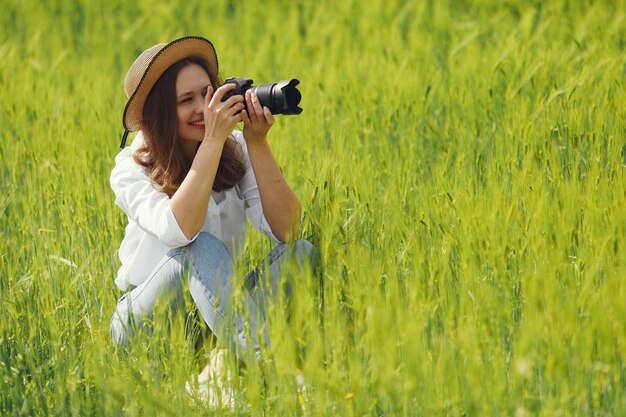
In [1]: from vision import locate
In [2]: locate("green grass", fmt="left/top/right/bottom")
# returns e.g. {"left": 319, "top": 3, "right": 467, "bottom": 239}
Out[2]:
{"left": 2, "top": 0, "right": 626, "bottom": 415}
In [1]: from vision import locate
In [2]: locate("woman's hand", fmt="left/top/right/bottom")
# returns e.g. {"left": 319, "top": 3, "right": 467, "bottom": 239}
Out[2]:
{"left": 203, "top": 83, "right": 246, "bottom": 143}
{"left": 242, "top": 90, "right": 275, "bottom": 145}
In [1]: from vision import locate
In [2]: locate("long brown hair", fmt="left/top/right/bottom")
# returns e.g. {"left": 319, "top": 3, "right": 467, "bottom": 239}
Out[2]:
{"left": 133, "top": 56, "right": 245, "bottom": 196}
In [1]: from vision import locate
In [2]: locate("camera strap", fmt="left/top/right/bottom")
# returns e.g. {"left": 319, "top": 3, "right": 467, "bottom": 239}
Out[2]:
{"left": 120, "top": 130, "right": 129, "bottom": 149}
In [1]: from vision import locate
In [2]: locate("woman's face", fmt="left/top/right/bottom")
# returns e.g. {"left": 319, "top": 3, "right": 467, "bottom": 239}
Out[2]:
{"left": 175, "top": 64, "right": 211, "bottom": 145}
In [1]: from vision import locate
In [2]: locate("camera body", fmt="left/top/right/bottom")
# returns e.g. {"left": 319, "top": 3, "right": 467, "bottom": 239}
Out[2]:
{"left": 222, "top": 77, "right": 302, "bottom": 115}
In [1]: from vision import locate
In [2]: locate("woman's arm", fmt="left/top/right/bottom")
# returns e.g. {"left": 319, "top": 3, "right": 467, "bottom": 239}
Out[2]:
{"left": 242, "top": 91, "right": 302, "bottom": 242}
{"left": 169, "top": 140, "right": 224, "bottom": 240}
{"left": 170, "top": 84, "right": 245, "bottom": 240}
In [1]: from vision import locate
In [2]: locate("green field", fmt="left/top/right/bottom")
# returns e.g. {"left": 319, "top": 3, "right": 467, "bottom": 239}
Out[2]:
{"left": 2, "top": 0, "right": 626, "bottom": 415}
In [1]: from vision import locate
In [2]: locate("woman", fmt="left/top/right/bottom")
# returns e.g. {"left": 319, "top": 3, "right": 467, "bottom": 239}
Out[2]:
{"left": 109, "top": 36, "right": 314, "bottom": 372}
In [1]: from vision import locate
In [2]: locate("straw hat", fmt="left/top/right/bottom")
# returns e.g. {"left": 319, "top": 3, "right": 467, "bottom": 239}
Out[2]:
{"left": 122, "top": 36, "right": 219, "bottom": 136}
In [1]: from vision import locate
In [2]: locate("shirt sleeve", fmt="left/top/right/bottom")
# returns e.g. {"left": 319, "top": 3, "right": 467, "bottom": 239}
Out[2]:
{"left": 110, "top": 145, "right": 196, "bottom": 248}
{"left": 232, "top": 131, "right": 281, "bottom": 243}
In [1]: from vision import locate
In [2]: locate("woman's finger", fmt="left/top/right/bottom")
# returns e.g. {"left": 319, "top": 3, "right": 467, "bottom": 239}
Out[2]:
{"left": 221, "top": 94, "right": 244, "bottom": 110}
{"left": 263, "top": 106, "right": 274, "bottom": 125}
{"left": 204, "top": 85, "right": 214, "bottom": 105}
{"left": 245, "top": 91, "right": 257, "bottom": 122}
{"left": 241, "top": 109, "right": 250, "bottom": 125}
{"left": 213, "top": 83, "right": 236, "bottom": 99}
{"left": 233, "top": 102, "right": 246, "bottom": 116}
{"left": 223, "top": 102, "right": 243, "bottom": 121}
{"left": 250, "top": 92, "right": 264, "bottom": 116}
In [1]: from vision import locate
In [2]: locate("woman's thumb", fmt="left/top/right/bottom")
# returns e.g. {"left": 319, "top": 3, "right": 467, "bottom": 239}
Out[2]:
{"left": 205, "top": 85, "right": 214, "bottom": 104}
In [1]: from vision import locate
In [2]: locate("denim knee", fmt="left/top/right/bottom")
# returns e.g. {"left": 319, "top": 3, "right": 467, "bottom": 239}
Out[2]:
{"left": 293, "top": 239, "right": 318, "bottom": 272}
{"left": 294, "top": 239, "right": 313, "bottom": 257}
{"left": 182, "top": 232, "right": 234, "bottom": 295}
{"left": 185, "top": 232, "right": 231, "bottom": 261}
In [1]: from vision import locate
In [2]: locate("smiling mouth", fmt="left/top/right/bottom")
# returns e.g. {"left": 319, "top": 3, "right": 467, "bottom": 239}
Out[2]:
{"left": 190, "top": 120, "right": 205, "bottom": 127}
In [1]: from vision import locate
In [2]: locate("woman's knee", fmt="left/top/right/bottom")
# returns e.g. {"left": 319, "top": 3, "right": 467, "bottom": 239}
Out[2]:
{"left": 293, "top": 239, "right": 318, "bottom": 270}
{"left": 293, "top": 239, "right": 313, "bottom": 256}
{"left": 186, "top": 232, "right": 231, "bottom": 260}
{"left": 183, "top": 232, "right": 234, "bottom": 292}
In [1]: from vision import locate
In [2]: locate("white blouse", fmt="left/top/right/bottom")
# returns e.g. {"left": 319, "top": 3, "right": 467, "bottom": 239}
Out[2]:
{"left": 110, "top": 130, "right": 278, "bottom": 291}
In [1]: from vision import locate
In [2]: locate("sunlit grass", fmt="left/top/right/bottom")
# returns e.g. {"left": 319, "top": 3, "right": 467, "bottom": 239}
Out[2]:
{"left": 1, "top": 0, "right": 625, "bottom": 415}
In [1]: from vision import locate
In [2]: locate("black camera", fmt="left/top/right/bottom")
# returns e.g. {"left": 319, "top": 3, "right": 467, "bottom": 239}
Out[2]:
{"left": 222, "top": 77, "right": 302, "bottom": 115}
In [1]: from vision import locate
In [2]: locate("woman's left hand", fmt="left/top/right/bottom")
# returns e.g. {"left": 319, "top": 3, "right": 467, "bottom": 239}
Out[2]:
{"left": 242, "top": 90, "right": 275, "bottom": 144}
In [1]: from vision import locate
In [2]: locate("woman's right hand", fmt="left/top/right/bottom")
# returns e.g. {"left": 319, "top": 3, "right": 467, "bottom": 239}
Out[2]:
{"left": 202, "top": 83, "right": 245, "bottom": 143}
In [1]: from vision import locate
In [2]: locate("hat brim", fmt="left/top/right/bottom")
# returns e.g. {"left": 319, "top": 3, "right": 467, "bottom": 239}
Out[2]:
{"left": 123, "top": 36, "right": 218, "bottom": 132}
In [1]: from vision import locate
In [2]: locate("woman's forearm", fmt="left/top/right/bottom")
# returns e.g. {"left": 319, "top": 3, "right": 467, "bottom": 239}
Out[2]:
{"left": 247, "top": 139, "right": 301, "bottom": 242}
{"left": 170, "top": 140, "right": 224, "bottom": 240}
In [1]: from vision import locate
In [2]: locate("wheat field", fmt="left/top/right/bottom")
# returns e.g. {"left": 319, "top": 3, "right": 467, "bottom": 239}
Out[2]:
{"left": 1, "top": 0, "right": 625, "bottom": 415}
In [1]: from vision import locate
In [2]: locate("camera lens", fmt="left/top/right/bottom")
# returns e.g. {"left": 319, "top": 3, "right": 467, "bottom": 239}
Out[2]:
{"left": 250, "top": 79, "right": 302, "bottom": 115}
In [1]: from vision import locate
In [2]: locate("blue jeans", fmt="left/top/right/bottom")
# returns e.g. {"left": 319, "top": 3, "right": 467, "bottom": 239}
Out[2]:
{"left": 110, "top": 232, "right": 316, "bottom": 362}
